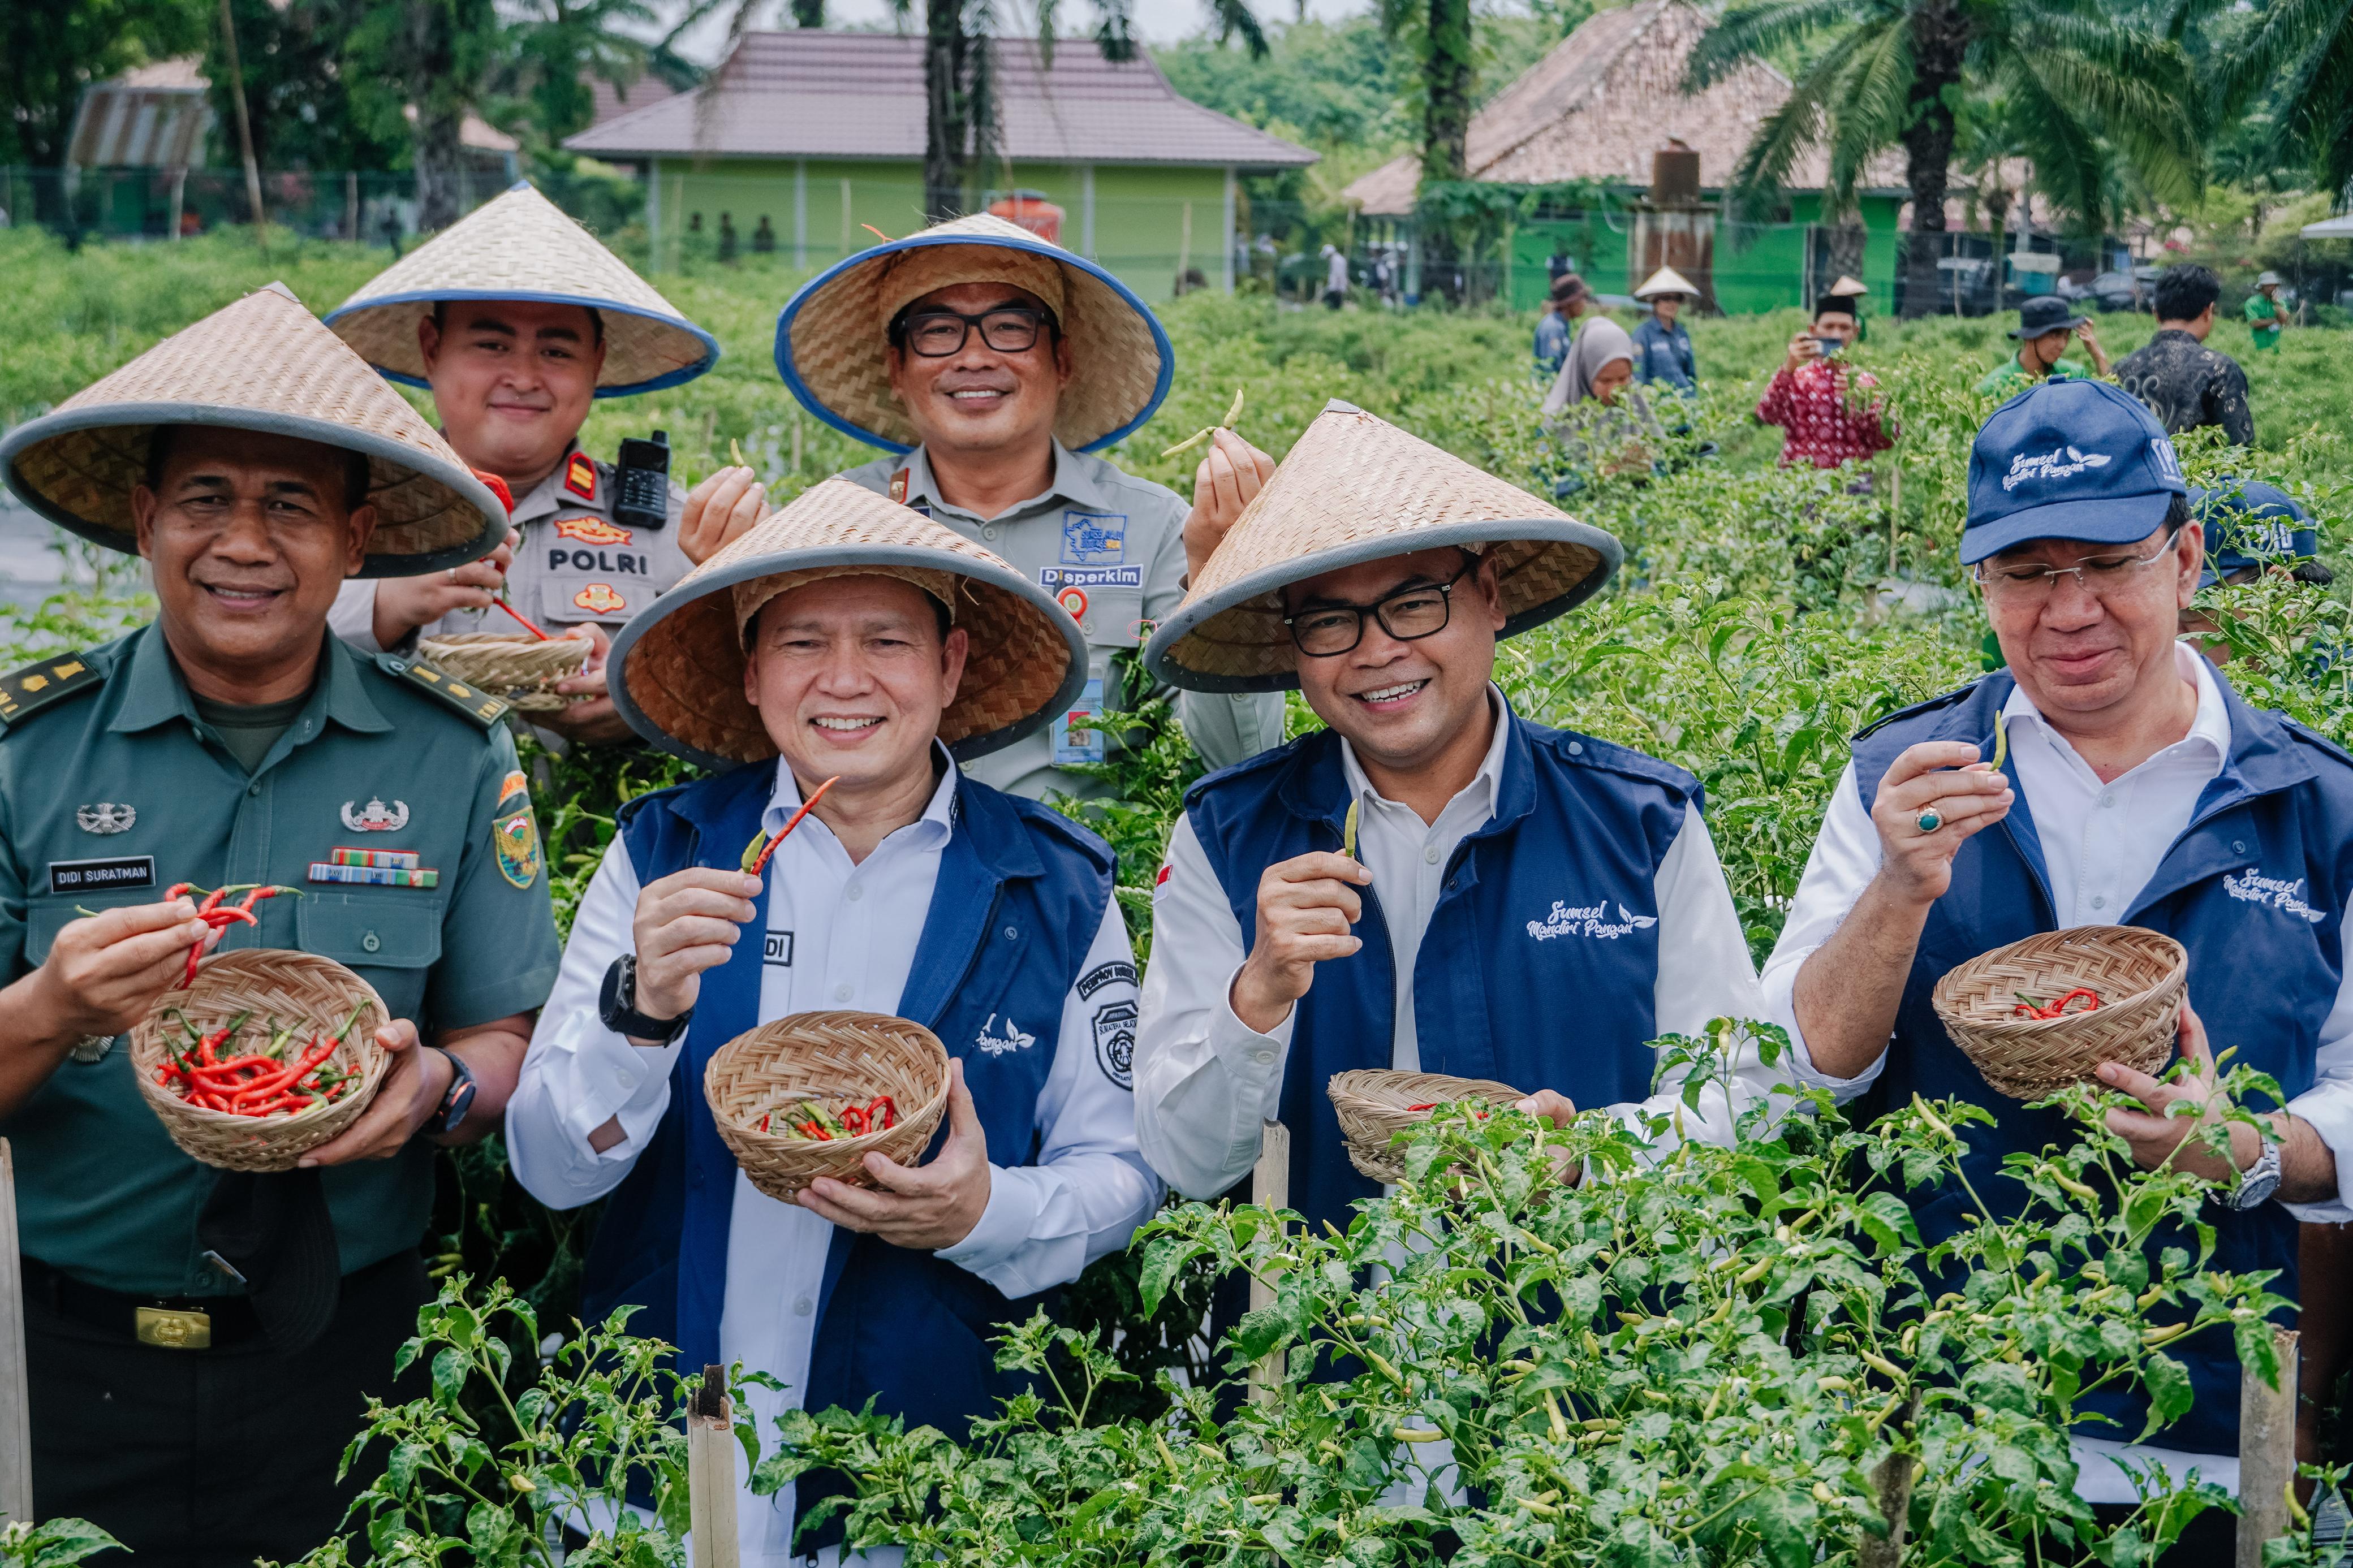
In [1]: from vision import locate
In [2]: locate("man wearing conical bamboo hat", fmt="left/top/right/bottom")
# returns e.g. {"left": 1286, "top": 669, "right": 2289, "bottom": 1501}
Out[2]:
{"left": 1132, "top": 400, "right": 1777, "bottom": 1231}
{"left": 685, "top": 212, "right": 1286, "bottom": 803}
{"left": 322, "top": 180, "right": 721, "bottom": 745}
{"left": 0, "top": 283, "right": 561, "bottom": 1560}
{"left": 506, "top": 477, "right": 1160, "bottom": 1564}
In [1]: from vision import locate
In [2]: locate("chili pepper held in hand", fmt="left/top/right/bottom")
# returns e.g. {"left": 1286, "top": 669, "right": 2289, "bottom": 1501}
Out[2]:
{"left": 742, "top": 776, "right": 843, "bottom": 876}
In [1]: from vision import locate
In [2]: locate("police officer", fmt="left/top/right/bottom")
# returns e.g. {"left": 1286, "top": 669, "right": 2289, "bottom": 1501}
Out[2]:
{"left": 685, "top": 212, "right": 1286, "bottom": 802}
{"left": 0, "top": 283, "right": 562, "bottom": 1563}
{"left": 322, "top": 180, "right": 722, "bottom": 745}
{"left": 1762, "top": 379, "right": 2353, "bottom": 1558}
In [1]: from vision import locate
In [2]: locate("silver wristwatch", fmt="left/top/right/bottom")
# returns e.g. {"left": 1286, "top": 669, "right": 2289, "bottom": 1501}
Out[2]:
{"left": 2225, "top": 1135, "right": 2283, "bottom": 1211}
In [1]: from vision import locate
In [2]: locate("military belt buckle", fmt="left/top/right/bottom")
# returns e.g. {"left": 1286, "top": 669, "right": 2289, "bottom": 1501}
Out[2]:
{"left": 135, "top": 1306, "right": 212, "bottom": 1350}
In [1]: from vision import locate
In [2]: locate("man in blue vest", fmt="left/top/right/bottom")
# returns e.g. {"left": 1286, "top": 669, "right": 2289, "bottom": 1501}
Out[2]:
{"left": 1762, "top": 378, "right": 2353, "bottom": 1553}
{"left": 505, "top": 479, "right": 1160, "bottom": 1566}
{"left": 1134, "top": 400, "right": 1774, "bottom": 1232}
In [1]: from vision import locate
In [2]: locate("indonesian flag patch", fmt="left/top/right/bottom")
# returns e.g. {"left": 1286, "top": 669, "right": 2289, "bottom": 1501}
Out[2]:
{"left": 564, "top": 452, "right": 597, "bottom": 501}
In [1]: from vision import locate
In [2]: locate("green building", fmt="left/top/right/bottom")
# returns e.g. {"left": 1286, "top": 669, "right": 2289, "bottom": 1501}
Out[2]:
{"left": 1341, "top": 0, "right": 1907, "bottom": 313}
{"left": 566, "top": 32, "right": 1316, "bottom": 301}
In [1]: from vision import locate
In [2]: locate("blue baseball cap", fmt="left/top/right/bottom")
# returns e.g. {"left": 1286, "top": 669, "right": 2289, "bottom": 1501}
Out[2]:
{"left": 2192, "top": 479, "right": 2320, "bottom": 587}
{"left": 1961, "top": 378, "right": 2187, "bottom": 565}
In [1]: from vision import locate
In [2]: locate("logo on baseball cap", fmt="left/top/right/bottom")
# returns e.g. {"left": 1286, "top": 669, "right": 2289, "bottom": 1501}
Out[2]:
{"left": 2192, "top": 478, "right": 2323, "bottom": 588}
{"left": 1962, "top": 379, "right": 2187, "bottom": 565}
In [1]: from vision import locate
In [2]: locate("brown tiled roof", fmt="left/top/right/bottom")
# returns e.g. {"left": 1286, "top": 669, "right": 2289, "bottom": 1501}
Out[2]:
{"left": 565, "top": 31, "right": 1316, "bottom": 170}
{"left": 1344, "top": 0, "right": 1903, "bottom": 215}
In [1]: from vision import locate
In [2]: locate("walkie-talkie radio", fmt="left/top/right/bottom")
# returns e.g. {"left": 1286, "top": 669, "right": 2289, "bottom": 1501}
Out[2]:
{"left": 614, "top": 430, "right": 671, "bottom": 530}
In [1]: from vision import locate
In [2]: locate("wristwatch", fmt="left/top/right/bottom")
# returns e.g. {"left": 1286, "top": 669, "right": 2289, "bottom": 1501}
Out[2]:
{"left": 2224, "top": 1130, "right": 2283, "bottom": 1211}
{"left": 600, "top": 954, "right": 692, "bottom": 1044}
{"left": 430, "top": 1048, "right": 477, "bottom": 1136}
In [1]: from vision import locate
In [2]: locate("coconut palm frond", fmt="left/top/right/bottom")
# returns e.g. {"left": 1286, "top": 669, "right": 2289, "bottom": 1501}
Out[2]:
{"left": 1205, "top": 0, "right": 1268, "bottom": 59}
{"left": 1821, "top": 19, "right": 1911, "bottom": 209}
{"left": 1686, "top": 0, "right": 1877, "bottom": 89}
{"left": 2008, "top": 25, "right": 2203, "bottom": 208}
{"left": 1720, "top": 14, "right": 1897, "bottom": 219}
{"left": 1990, "top": 53, "right": 2112, "bottom": 228}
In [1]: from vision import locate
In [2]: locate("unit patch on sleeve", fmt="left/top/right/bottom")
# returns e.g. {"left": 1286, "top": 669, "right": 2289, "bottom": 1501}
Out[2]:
{"left": 0, "top": 653, "right": 101, "bottom": 728}
{"left": 1092, "top": 1000, "right": 1137, "bottom": 1090}
{"left": 1075, "top": 960, "right": 1138, "bottom": 1001}
{"left": 493, "top": 802, "right": 544, "bottom": 889}
{"left": 564, "top": 451, "right": 598, "bottom": 501}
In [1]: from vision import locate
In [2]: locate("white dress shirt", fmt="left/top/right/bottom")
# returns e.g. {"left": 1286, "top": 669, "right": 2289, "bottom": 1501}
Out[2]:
{"left": 1761, "top": 643, "right": 2353, "bottom": 1498}
{"left": 1136, "top": 689, "right": 1774, "bottom": 1201}
{"left": 507, "top": 754, "right": 1161, "bottom": 1566}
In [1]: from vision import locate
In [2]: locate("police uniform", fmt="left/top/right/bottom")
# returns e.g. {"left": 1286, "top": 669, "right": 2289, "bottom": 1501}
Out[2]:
{"left": 329, "top": 440, "right": 696, "bottom": 650}
{"left": 839, "top": 442, "right": 1286, "bottom": 801}
{"left": 0, "top": 628, "right": 562, "bottom": 1559}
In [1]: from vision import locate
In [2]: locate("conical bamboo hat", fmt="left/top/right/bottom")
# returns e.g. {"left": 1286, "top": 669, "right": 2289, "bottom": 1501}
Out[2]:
{"left": 610, "top": 477, "right": 1087, "bottom": 769}
{"left": 774, "top": 213, "right": 1171, "bottom": 454}
{"left": 325, "top": 181, "right": 717, "bottom": 396}
{"left": 0, "top": 283, "right": 505, "bottom": 577}
{"left": 1144, "top": 401, "right": 1621, "bottom": 692}
{"left": 1633, "top": 265, "right": 1700, "bottom": 299}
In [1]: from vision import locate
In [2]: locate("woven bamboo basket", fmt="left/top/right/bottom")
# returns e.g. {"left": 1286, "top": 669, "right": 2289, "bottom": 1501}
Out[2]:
{"left": 130, "top": 949, "right": 391, "bottom": 1172}
{"left": 1328, "top": 1069, "right": 1525, "bottom": 1183}
{"left": 705, "top": 1012, "right": 952, "bottom": 1199}
{"left": 416, "top": 632, "right": 590, "bottom": 712}
{"left": 1931, "top": 926, "right": 2188, "bottom": 1099}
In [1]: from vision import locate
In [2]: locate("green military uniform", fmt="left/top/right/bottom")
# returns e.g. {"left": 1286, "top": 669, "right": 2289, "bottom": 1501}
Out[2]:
{"left": 329, "top": 440, "right": 696, "bottom": 651}
{"left": 840, "top": 442, "right": 1287, "bottom": 801}
{"left": 1976, "top": 354, "right": 2086, "bottom": 401}
{"left": 0, "top": 626, "right": 562, "bottom": 1294}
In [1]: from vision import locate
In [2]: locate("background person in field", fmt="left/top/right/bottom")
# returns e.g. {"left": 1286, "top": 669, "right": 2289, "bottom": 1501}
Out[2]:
{"left": 1629, "top": 266, "right": 1700, "bottom": 394}
{"left": 1755, "top": 294, "right": 1896, "bottom": 472}
{"left": 1978, "top": 293, "right": 2112, "bottom": 400}
{"left": 2113, "top": 264, "right": 2255, "bottom": 447}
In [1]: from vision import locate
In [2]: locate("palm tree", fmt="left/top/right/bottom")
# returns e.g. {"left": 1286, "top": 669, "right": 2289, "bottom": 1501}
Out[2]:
{"left": 1687, "top": 0, "right": 2205, "bottom": 317}
{"left": 2218, "top": 0, "right": 2353, "bottom": 203}
{"left": 1377, "top": 0, "right": 1475, "bottom": 300}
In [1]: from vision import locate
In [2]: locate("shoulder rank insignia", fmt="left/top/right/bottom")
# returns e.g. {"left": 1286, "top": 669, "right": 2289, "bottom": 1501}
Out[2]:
{"left": 564, "top": 451, "right": 598, "bottom": 502}
{"left": 0, "top": 653, "right": 102, "bottom": 728}
{"left": 381, "top": 656, "right": 510, "bottom": 728}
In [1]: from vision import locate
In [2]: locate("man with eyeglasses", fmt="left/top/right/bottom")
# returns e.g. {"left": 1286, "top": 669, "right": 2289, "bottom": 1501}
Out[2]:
{"left": 1763, "top": 378, "right": 2353, "bottom": 1554}
{"left": 692, "top": 214, "right": 1287, "bottom": 803}
{"left": 1134, "top": 401, "right": 1773, "bottom": 1238}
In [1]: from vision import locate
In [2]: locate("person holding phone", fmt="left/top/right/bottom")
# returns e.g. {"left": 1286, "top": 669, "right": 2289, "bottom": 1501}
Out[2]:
{"left": 320, "top": 181, "right": 722, "bottom": 746}
{"left": 1754, "top": 293, "right": 1897, "bottom": 470}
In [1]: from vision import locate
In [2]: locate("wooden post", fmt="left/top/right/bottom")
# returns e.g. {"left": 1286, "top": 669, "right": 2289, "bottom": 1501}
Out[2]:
{"left": 1177, "top": 201, "right": 1192, "bottom": 296}
{"left": 1, "top": 1139, "right": 31, "bottom": 1523}
{"left": 1247, "top": 1120, "right": 1288, "bottom": 1404}
{"left": 687, "top": 1364, "right": 739, "bottom": 1568}
{"left": 216, "top": 0, "right": 267, "bottom": 258}
{"left": 2239, "top": 1325, "right": 2300, "bottom": 1567}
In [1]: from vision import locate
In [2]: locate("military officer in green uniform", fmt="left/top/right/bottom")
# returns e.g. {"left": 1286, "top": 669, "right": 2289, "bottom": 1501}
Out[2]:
{"left": 683, "top": 212, "right": 1286, "bottom": 802}
{"left": 323, "top": 180, "right": 722, "bottom": 745}
{"left": 0, "top": 282, "right": 562, "bottom": 1565}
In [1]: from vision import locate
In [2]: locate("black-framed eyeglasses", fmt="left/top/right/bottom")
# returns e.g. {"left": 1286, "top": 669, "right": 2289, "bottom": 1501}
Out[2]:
{"left": 895, "top": 306, "right": 1056, "bottom": 358}
{"left": 1285, "top": 560, "right": 1477, "bottom": 657}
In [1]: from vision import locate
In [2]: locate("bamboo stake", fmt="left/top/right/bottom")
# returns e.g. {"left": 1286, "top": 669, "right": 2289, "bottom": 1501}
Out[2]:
{"left": 687, "top": 1364, "right": 740, "bottom": 1568}
{"left": 2239, "top": 1325, "right": 2300, "bottom": 1567}
{"left": 216, "top": 0, "right": 267, "bottom": 258}
{"left": 1247, "top": 1119, "right": 1288, "bottom": 1405}
{"left": 0, "top": 1139, "right": 31, "bottom": 1523}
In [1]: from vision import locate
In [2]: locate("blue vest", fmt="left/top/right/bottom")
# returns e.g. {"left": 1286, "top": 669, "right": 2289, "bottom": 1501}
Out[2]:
{"left": 578, "top": 758, "right": 1115, "bottom": 1518}
{"left": 1851, "top": 670, "right": 2353, "bottom": 1455}
{"left": 1186, "top": 706, "right": 1698, "bottom": 1233}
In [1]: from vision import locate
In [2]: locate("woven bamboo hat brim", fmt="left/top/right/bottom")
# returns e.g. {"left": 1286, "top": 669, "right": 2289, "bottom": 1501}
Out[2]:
{"left": 324, "top": 181, "right": 718, "bottom": 397}
{"left": 1145, "top": 401, "right": 1622, "bottom": 692}
{"left": 609, "top": 477, "right": 1087, "bottom": 768}
{"left": 774, "top": 213, "right": 1173, "bottom": 454}
{"left": 1633, "top": 265, "right": 1700, "bottom": 300}
{"left": 0, "top": 283, "right": 505, "bottom": 577}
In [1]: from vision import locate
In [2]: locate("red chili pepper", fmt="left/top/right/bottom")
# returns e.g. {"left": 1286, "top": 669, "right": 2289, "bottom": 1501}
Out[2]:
{"left": 164, "top": 883, "right": 195, "bottom": 902}
{"left": 235, "top": 886, "right": 288, "bottom": 915}
{"left": 197, "top": 886, "right": 229, "bottom": 915}
{"left": 1406, "top": 1103, "right": 1437, "bottom": 1112}
{"left": 747, "top": 776, "right": 844, "bottom": 878}
{"left": 841, "top": 1104, "right": 868, "bottom": 1137}
{"left": 864, "top": 1095, "right": 897, "bottom": 1131}
{"left": 2012, "top": 987, "right": 2102, "bottom": 1020}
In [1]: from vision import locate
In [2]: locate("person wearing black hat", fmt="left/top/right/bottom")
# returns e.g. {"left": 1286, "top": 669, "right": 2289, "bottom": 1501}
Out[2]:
{"left": 1764, "top": 377, "right": 2353, "bottom": 1556}
{"left": 1533, "top": 273, "right": 1592, "bottom": 382}
{"left": 1755, "top": 293, "right": 1897, "bottom": 470}
{"left": 1978, "top": 293, "right": 2110, "bottom": 400}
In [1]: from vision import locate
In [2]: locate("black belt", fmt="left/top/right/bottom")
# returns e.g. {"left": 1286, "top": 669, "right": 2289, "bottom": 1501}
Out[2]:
{"left": 21, "top": 1250, "right": 410, "bottom": 1351}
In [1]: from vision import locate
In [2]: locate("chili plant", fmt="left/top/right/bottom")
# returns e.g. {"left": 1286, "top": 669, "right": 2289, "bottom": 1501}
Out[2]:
{"left": 0, "top": 1520, "right": 121, "bottom": 1568}
{"left": 762, "top": 1023, "right": 2292, "bottom": 1566}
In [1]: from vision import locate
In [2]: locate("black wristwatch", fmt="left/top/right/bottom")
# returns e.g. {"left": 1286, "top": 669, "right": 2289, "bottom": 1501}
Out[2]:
{"left": 601, "top": 954, "right": 692, "bottom": 1044}
{"left": 430, "top": 1048, "right": 477, "bottom": 1136}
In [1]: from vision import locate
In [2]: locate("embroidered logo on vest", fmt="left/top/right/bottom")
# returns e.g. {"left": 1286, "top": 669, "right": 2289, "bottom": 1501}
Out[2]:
{"left": 2224, "top": 869, "right": 2325, "bottom": 923}
{"left": 973, "top": 1013, "right": 1035, "bottom": 1056}
{"left": 1527, "top": 899, "right": 1658, "bottom": 941}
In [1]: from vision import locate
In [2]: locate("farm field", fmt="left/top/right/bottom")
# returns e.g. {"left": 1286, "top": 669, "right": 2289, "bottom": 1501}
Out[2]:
{"left": 4, "top": 227, "right": 2352, "bottom": 1567}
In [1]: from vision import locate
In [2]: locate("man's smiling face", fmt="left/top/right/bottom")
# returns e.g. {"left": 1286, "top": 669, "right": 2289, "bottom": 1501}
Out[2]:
{"left": 1285, "top": 546, "right": 1506, "bottom": 775}
{"left": 419, "top": 299, "right": 604, "bottom": 483}
{"left": 742, "top": 574, "right": 969, "bottom": 796}
{"left": 132, "top": 426, "right": 376, "bottom": 677}
{"left": 885, "top": 282, "right": 1072, "bottom": 460}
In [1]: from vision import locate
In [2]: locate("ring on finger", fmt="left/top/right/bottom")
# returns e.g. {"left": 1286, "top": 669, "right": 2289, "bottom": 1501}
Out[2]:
{"left": 1915, "top": 806, "right": 1944, "bottom": 834}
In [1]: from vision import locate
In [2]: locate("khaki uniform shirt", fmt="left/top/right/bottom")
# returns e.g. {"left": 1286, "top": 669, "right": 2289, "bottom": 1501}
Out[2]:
{"left": 837, "top": 444, "right": 1286, "bottom": 801}
{"left": 0, "top": 627, "right": 562, "bottom": 1295}
{"left": 329, "top": 441, "right": 694, "bottom": 651}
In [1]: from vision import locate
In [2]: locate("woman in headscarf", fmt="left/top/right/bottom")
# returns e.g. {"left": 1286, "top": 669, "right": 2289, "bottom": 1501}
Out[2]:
{"left": 1541, "top": 316, "right": 1663, "bottom": 483}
